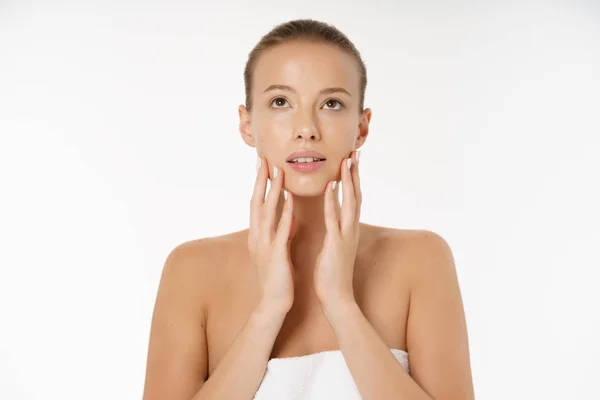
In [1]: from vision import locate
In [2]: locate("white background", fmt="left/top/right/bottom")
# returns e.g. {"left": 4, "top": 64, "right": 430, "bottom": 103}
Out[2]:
{"left": 1, "top": 1, "right": 599, "bottom": 399}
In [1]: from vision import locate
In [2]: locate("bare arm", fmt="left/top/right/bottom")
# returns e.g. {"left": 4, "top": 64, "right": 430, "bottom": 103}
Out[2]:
{"left": 141, "top": 241, "right": 289, "bottom": 400}
{"left": 195, "top": 301, "right": 287, "bottom": 400}
{"left": 143, "top": 158, "right": 296, "bottom": 400}
{"left": 406, "top": 231, "right": 475, "bottom": 399}
{"left": 322, "top": 231, "right": 474, "bottom": 400}
{"left": 141, "top": 241, "right": 209, "bottom": 400}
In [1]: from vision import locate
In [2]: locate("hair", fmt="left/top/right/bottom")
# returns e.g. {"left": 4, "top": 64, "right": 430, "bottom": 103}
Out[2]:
{"left": 243, "top": 19, "right": 367, "bottom": 113}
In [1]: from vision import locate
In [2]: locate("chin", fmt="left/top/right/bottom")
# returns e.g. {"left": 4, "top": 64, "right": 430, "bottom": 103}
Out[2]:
{"left": 284, "top": 179, "right": 330, "bottom": 198}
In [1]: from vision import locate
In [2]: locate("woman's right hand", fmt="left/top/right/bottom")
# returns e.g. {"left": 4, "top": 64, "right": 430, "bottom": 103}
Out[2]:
{"left": 248, "top": 157, "right": 296, "bottom": 314}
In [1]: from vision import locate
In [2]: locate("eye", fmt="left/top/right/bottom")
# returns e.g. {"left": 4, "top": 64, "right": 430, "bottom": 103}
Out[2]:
{"left": 323, "top": 99, "right": 344, "bottom": 110}
{"left": 270, "top": 97, "right": 290, "bottom": 109}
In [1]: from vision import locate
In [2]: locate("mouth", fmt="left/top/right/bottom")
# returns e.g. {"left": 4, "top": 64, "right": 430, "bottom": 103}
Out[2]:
{"left": 287, "top": 157, "right": 327, "bottom": 164}
{"left": 286, "top": 156, "right": 327, "bottom": 173}
{"left": 285, "top": 150, "right": 327, "bottom": 172}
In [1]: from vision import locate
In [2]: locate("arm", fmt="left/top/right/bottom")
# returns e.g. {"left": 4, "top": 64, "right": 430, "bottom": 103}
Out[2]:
{"left": 324, "top": 301, "right": 431, "bottom": 400}
{"left": 142, "top": 241, "right": 209, "bottom": 400}
{"left": 324, "top": 231, "right": 474, "bottom": 400}
{"left": 195, "top": 301, "right": 288, "bottom": 400}
{"left": 404, "top": 231, "right": 475, "bottom": 399}
{"left": 141, "top": 241, "right": 289, "bottom": 400}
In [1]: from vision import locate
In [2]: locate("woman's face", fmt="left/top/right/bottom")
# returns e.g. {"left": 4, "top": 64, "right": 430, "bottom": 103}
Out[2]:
{"left": 239, "top": 40, "right": 371, "bottom": 197}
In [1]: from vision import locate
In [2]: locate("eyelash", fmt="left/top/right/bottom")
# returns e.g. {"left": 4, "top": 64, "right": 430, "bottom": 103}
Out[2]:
{"left": 270, "top": 97, "right": 345, "bottom": 110}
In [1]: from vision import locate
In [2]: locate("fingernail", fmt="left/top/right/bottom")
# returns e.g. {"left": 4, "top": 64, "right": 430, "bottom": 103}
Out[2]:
{"left": 332, "top": 181, "right": 337, "bottom": 190}
{"left": 256, "top": 157, "right": 261, "bottom": 172}
{"left": 346, "top": 158, "right": 352, "bottom": 169}
{"left": 273, "top": 166, "right": 279, "bottom": 179}
{"left": 355, "top": 150, "right": 361, "bottom": 162}
{"left": 283, "top": 189, "right": 288, "bottom": 200}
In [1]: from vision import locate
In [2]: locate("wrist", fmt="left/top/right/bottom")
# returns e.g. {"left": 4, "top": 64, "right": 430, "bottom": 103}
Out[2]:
{"left": 320, "top": 297, "right": 359, "bottom": 322}
{"left": 254, "top": 298, "right": 290, "bottom": 321}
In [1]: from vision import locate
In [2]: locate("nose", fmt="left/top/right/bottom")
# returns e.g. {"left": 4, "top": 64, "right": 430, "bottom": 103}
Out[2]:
{"left": 293, "top": 110, "right": 321, "bottom": 141}
{"left": 295, "top": 129, "right": 320, "bottom": 141}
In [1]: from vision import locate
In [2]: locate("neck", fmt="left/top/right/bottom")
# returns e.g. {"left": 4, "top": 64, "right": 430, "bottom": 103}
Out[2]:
{"left": 275, "top": 186, "right": 342, "bottom": 270}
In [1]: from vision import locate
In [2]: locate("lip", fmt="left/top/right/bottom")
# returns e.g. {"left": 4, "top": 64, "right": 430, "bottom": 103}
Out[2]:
{"left": 286, "top": 150, "right": 327, "bottom": 173}
{"left": 287, "top": 159, "right": 326, "bottom": 173}
{"left": 286, "top": 150, "right": 327, "bottom": 162}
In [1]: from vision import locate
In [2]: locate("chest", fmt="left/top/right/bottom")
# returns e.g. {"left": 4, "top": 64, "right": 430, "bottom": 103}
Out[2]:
{"left": 205, "top": 255, "right": 411, "bottom": 376}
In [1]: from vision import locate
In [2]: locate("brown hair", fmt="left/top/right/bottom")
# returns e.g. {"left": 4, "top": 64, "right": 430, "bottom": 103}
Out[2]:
{"left": 243, "top": 19, "right": 367, "bottom": 112}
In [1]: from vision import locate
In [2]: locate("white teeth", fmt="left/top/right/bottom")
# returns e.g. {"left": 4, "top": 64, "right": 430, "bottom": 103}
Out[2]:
{"left": 290, "top": 157, "right": 322, "bottom": 163}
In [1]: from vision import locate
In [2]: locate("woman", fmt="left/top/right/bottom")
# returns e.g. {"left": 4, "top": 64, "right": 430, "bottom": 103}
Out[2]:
{"left": 142, "top": 19, "right": 474, "bottom": 400}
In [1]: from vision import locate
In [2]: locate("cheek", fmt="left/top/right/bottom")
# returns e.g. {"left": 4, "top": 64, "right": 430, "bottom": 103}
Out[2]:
{"left": 322, "top": 121, "right": 358, "bottom": 145}
{"left": 253, "top": 126, "right": 287, "bottom": 157}
{"left": 320, "top": 113, "right": 357, "bottom": 131}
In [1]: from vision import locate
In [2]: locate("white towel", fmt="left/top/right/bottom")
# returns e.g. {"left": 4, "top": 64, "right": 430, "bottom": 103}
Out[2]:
{"left": 253, "top": 349, "right": 410, "bottom": 400}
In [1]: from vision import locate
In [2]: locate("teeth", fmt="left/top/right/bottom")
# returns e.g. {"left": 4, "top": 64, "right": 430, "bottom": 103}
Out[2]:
{"left": 290, "top": 157, "right": 323, "bottom": 163}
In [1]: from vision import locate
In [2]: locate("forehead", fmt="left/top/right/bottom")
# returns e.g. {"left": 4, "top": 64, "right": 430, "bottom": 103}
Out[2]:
{"left": 253, "top": 41, "right": 360, "bottom": 95}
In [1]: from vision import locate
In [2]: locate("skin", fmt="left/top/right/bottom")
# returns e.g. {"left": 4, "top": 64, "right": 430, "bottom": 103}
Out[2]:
{"left": 142, "top": 40, "right": 475, "bottom": 400}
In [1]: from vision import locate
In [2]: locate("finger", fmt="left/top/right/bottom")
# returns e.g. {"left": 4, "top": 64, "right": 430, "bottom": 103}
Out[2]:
{"left": 262, "top": 165, "right": 284, "bottom": 236}
{"left": 289, "top": 215, "right": 297, "bottom": 241}
{"left": 351, "top": 150, "right": 362, "bottom": 222}
{"left": 274, "top": 191, "right": 294, "bottom": 246}
{"left": 250, "top": 157, "right": 268, "bottom": 230}
{"left": 324, "top": 181, "right": 340, "bottom": 234}
{"left": 340, "top": 156, "right": 356, "bottom": 233}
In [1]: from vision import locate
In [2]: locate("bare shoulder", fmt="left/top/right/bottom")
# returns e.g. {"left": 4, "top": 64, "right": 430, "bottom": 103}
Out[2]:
{"left": 142, "top": 229, "right": 249, "bottom": 400}
{"left": 160, "top": 229, "right": 249, "bottom": 300}
{"left": 367, "top": 225, "right": 474, "bottom": 398}
{"left": 400, "top": 229, "right": 457, "bottom": 291}
{"left": 166, "top": 229, "right": 248, "bottom": 263}
{"left": 360, "top": 224, "right": 452, "bottom": 275}
{"left": 366, "top": 225, "right": 473, "bottom": 397}
{"left": 362, "top": 224, "right": 454, "bottom": 279}
{"left": 361, "top": 223, "right": 444, "bottom": 246}
{"left": 164, "top": 230, "right": 247, "bottom": 269}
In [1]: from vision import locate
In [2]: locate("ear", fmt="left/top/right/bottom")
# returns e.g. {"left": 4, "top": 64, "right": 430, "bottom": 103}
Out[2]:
{"left": 355, "top": 107, "right": 372, "bottom": 148}
{"left": 238, "top": 104, "right": 256, "bottom": 147}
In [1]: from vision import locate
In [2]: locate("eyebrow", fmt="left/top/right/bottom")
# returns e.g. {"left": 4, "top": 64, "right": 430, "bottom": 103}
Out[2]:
{"left": 263, "top": 84, "right": 351, "bottom": 97}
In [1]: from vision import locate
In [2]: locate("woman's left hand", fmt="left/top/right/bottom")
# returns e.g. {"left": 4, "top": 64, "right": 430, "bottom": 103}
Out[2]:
{"left": 314, "top": 150, "right": 362, "bottom": 312}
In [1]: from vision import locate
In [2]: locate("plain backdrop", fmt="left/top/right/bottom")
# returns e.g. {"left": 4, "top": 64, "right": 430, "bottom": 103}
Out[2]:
{"left": 1, "top": 1, "right": 599, "bottom": 399}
